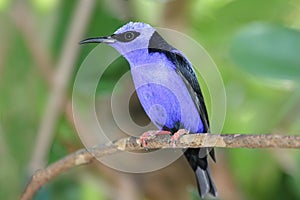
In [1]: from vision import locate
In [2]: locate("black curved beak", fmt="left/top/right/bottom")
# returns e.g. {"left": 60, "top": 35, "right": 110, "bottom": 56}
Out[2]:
{"left": 79, "top": 35, "right": 116, "bottom": 45}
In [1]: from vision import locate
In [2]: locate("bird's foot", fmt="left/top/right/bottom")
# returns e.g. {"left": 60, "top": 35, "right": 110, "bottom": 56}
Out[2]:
{"left": 140, "top": 130, "right": 171, "bottom": 147}
{"left": 170, "top": 129, "right": 189, "bottom": 146}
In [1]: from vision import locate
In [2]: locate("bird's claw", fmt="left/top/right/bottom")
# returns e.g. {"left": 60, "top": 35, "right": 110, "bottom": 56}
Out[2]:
{"left": 170, "top": 129, "right": 189, "bottom": 147}
{"left": 140, "top": 130, "right": 171, "bottom": 147}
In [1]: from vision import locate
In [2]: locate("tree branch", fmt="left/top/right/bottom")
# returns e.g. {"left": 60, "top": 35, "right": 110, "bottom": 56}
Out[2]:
{"left": 21, "top": 130, "right": 300, "bottom": 200}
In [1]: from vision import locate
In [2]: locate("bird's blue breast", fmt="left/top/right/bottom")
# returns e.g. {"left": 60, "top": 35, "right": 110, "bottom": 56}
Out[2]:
{"left": 126, "top": 50, "right": 204, "bottom": 133}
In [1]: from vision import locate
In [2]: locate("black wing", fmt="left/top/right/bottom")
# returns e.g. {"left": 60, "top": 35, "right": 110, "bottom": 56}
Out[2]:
{"left": 148, "top": 31, "right": 210, "bottom": 133}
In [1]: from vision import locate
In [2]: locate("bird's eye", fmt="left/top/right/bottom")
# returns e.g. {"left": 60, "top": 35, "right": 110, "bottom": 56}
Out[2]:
{"left": 111, "top": 31, "right": 140, "bottom": 42}
{"left": 124, "top": 32, "right": 134, "bottom": 41}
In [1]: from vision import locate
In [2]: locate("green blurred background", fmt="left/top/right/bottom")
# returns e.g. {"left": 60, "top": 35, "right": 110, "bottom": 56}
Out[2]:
{"left": 1, "top": 0, "right": 300, "bottom": 199}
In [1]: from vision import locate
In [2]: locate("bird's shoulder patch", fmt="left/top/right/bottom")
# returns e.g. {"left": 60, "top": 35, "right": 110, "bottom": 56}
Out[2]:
{"left": 148, "top": 31, "right": 174, "bottom": 53}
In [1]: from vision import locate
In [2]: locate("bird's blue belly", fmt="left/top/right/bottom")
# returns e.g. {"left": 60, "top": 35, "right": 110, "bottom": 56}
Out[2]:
{"left": 130, "top": 60, "right": 204, "bottom": 133}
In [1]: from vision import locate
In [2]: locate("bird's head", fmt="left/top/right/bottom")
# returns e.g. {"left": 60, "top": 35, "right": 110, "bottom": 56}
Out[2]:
{"left": 80, "top": 22, "right": 156, "bottom": 55}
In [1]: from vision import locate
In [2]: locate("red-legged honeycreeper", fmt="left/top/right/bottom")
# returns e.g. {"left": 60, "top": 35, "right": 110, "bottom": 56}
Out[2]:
{"left": 80, "top": 22, "right": 217, "bottom": 198}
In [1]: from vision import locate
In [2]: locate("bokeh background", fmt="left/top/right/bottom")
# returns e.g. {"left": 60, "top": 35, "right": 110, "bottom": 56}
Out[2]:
{"left": 1, "top": 0, "right": 300, "bottom": 200}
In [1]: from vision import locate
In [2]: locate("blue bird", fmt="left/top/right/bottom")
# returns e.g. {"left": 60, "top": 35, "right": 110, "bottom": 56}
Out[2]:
{"left": 80, "top": 22, "right": 217, "bottom": 198}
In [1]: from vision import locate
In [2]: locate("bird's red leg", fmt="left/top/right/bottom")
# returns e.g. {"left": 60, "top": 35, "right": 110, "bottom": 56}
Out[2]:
{"left": 170, "top": 129, "right": 189, "bottom": 144}
{"left": 140, "top": 130, "right": 171, "bottom": 147}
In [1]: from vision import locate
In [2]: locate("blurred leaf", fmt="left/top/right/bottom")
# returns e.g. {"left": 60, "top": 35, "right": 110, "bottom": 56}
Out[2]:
{"left": 131, "top": 0, "right": 164, "bottom": 24}
{"left": 0, "top": 128, "right": 19, "bottom": 200}
{"left": 80, "top": 177, "right": 106, "bottom": 200}
{"left": 289, "top": 154, "right": 300, "bottom": 198}
{"left": 34, "top": 185, "right": 52, "bottom": 200}
{"left": 96, "top": 56, "right": 130, "bottom": 95}
{"left": 0, "top": 0, "right": 8, "bottom": 11}
{"left": 31, "top": 0, "right": 58, "bottom": 13}
{"left": 230, "top": 22, "right": 300, "bottom": 81}
{"left": 229, "top": 149, "right": 282, "bottom": 200}
{"left": 51, "top": 175, "right": 81, "bottom": 200}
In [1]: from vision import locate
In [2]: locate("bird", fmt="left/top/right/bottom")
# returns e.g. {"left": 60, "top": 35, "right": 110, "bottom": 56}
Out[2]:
{"left": 80, "top": 22, "right": 217, "bottom": 198}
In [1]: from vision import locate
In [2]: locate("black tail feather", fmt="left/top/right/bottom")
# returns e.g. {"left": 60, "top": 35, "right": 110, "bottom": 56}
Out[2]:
{"left": 184, "top": 148, "right": 217, "bottom": 198}
{"left": 209, "top": 148, "right": 216, "bottom": 163}
{"left": 195, "top": 164, "right": 217, "bottom": 198}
